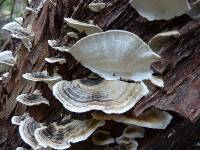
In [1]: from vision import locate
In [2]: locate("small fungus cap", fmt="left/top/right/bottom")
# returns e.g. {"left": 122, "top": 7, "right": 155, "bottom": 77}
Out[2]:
{"left": 34, "top": 119, "right": 105, "bottom": 149}
{"left": 22, "top": 71, "right": 62, "bottom": 82}
{"left": 69, "top": 30, "right": 160, "bottom": 82}
{"left": 92, "top": 130, "right": 115, "bottom": 145}
{"left": 130, "top": 0, "right": 191, "bottom": 21}
{"left": 16, "top": 90, "right": 50, "bottom": 106}
{"left": 148, "top": 30, "right": 181, "bottom": 52}
{"left": 64, "top": 18, "right": 103, "bottom": 35}
{"left": 19, "top": 117, "right": 43, "bottom": 149}
{"left": 53, "top": 78, "right": 149, "bottom": 114}
{"left": 92, "top": 108, "right": 173, "bottom": 129}
{"left": 89, "top": 2, "right": 106, "bottom": 12}
{"left": 45, "top": 57, "right": 66, "bottom": 64}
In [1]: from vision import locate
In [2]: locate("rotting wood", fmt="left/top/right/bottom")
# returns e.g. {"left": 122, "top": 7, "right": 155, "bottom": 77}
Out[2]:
{"left": 0, "top": 0, "right": 200, "bottom": 149}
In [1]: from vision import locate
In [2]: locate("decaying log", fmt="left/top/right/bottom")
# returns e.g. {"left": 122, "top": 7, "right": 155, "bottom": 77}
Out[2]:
{"left": 0, "top": 0, "right": 200, "bottom": 149}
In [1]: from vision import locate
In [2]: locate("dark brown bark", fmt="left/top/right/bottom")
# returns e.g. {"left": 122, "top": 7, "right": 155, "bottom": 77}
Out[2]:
{"left": 0, "top": 0, "right": 200, "bottom": 149}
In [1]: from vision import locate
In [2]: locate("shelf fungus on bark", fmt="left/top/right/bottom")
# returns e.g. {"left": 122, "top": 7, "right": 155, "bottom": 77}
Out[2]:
{"left": 11, "top": 112, "right": 30, "bottom": 125}
{"left": 14, "top": 17, "right": 23, "bottom": 25}
{"left": 2, "top": 22, "right": 34, "bottom": 51}
{"left": 22, "top": 71, "right": 61, "bottom": 82}
{"left": 53, "top": 78, "right": 149, "bottom": 114}
{"left": 91, "top": 130, "right": 115, "bottom": 146}
{"left": 19, "top": 117, "right": 43, "bottom": 149}
{"left": 148, "top": 30, "right": 181, "bottom": 52}
{"left": 88, "top": 2, "right": 106, "bottom": 12}
{"left": 34, "top": 119, "right": 105, "bottom": 149}
{"left": 92, "top": 108, "right": 173, "bottom": 129}
{"left": 0, "top": 50, "right": 15, "bottom": 74}
{"left": 69, "top": 30, "right": 160, "bottom": 83}
{"left": 48, "top": 39, "right": 71, "bottom": 52}
{"left": 45, "top": 57, "right": 66, "bottom": 64}
{"left": 16, "top": 90, "right": 50, "bottom": 106}
{"left": 149, "top": 75, "right": 164, "bottom": 88}
{"left": 116, "top": 125, "right": 144, "bottom": 148}
{"left": 129, "top": 0, "right": 191, "bottom": 21}
{"left": 123, "top": 125, "right": 145, "bottom": 139}
{"left": 64, "top": 18, "right": 103, "bottom": 35}
{"left": 22, "top": 71, "right": 62, "bottom": 90}
{"left": 67, "top": 32, "right": 78, "bottom": 39}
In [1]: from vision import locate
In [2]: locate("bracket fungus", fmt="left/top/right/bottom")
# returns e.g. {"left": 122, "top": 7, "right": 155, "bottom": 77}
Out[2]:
{"left": 123, "top": 125, "right": 145, "bottom": 139}
{"left": 45, "top": 57, "right": 66, "bottom": 64}
{"left": 148, "top": 31, "right": 181, "bottom": 52}
{"left": 22, "top": 71, "right": 61, "bottom": 82}
{"left": 53, "top": 78, "right": 149, "bottom": 114}
{"left": 64, "top": 18, "right": 103, "bottom": 35}
{"left": 11, "top": 113, "right": 30, "bottom": 125}
{"left": 129, "top": 0, "right": 191, "bottom": 21}
{"left": 16, "top": 90, "right": 50, "bottom": 106}
{"left": 0, "top": 51, "right": 15, "bottom": 74}
{"left": 19, "top": 117, "right": 43, "bottom": 149}
{"left": 22, "top": 71, "right": 62, "bottom": 90}
{"left": 14, "top": 17, "right": 23, "bottom": 25}
{"left": 92, "top": 108, "right": 172, "bottom": 129}
{"left": 48, "top": 39, "right": 71, "bottom": 52}
{"left": 91, "top": 130, "right": 115, "bottom": 146}
{"left": 69, "top": 30, "right": 160, "bottom": 82}
{"left": 149, "top": 75, "right": 164, "bottom": 88}
{"left": 2, "top": 22, "right": 34, "bottom": 51}
{"left": 89, "top": 2, "right": 106, "bottom": 12}
{"left": 34, "top": 119, "right": 105, "bottom": 149}
{"left": 67, "top": 32, "right": 78, "bottom": 39}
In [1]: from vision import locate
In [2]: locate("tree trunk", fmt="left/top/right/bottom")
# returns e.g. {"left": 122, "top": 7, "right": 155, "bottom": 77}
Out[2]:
{"left": 0, "top": 0, "right": 200, "bottom": 149}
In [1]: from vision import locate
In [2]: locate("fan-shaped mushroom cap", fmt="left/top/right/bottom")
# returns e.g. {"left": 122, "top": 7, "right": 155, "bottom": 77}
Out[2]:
{"left": 149, "top": 75, "right": 164, "bottom": 88}
{"left": 22, "top": 71, "right": 62, "bottom": 82}
{"left": 48, "top": 39, "right": 70, "bottom": 52}
{"left": 11, "top": 113, "right": 30, "bottom": 125}
{"left": 92, "top": 130, "right": 115, "bottom": 145}
{"left": 19, "top": 117, "right": 43, "bottom": 149}
{"left": 148, "top": 31, "right": 181, "bottom": 52}
{"left": 34, "top": 119, "right": 105, "bottom": 149}
{"left": 118, "top": 140, "right": 138, "bottom": 150}
{"left": 2, "top": 22, "right": 33, "bottom": 51}
{"left": 0, "top": 72, "right": 10, "bottom": 81}
{"left": 16, "top": 90, "right": 50, "bottom": 106}
{"left": 89, "top": 2, "right": 106, "bottom": 12}
{"left": 67, "top": 32, "right": 78, "bottom": 39}
{"left": 69, "top": 30, "right": 160, "bottom": 82}
{"left": 130, "top": 0, "right": 191, "bottom": 21}
{"left": 123, "top": 125, "right": 144, "bottom": 139}
{"left": 0, "top": 51, "right": 15, "bottom": 74}
{"left": 2, "top": 22, "right": 32, "bottom": 39}
{"left": 14, "top": 17, "right": 23, "bottom": 25}
{"left": 116, "top": 135, "right": 130, "bottom": 145}
{"left": 45, "top": 57, "right": 66, "bottom": 64}
{"left": 64, "top": 18, "right": 103, "bottom": 35}
{"left": 92, "top": 108, "right": 173, "bottom": 129}
{"left": 0, "top": 50, "right": 15, "bottom": 66}
{"left": 53, "top": 78, "right": 149, "bottom": 114}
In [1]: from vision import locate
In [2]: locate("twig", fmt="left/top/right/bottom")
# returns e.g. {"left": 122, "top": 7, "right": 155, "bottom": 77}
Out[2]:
{"left": 10, "top": 0, "right": 16, "bottom": 21}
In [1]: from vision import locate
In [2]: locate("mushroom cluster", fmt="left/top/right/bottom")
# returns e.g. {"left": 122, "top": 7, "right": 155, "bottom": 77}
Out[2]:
{"left": 2, "top": 0, "right": 194, "bottom": 149}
